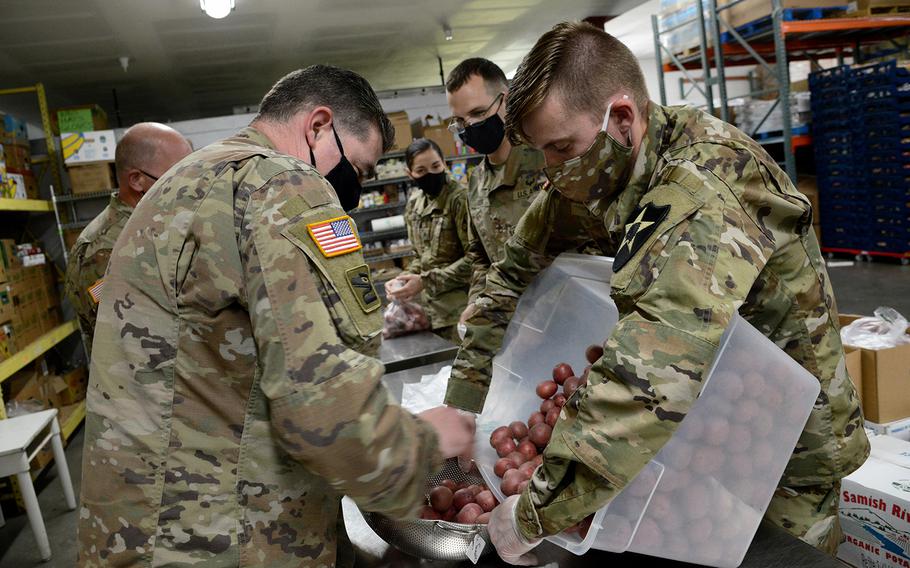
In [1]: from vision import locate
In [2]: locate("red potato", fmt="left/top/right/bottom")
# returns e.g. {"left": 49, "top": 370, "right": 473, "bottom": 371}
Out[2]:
{"left": 494, "top": 457, "right": 514, "bottom": 478}
{"left": 742, "top": 371, "right": 767, "bottom": 399}
{"left": 532, "top": 454, "right": 544, "bottom": 468}
{"left": 546, "top": 408, "right": 560, "bottom": 427}
{"left": 496, "top": 438, "right": 517, "bottom": 458}
{"left": 490, "top": 426, "right": 513, "bottom": 449}
{"left": 714, "top": 371, "right": 745, "bottom": 401}
{"left": 692, "top": 447, "right": 723, "bottom": 475}
{"left": 517, "top": 439, "right": 537, "bottom": 460}
{"left": 518, "top": 460, "right": 537, "bottom": 478}
{"left": 467, "top": 484, "right": 484, "bottom": 496}
{"left": 501, "top": 469, "right": 525, "bottom": 496}
{"left": 704, "top": 415, "right": 729, "bottom": 446}
{"left": 429, "top": 486, "right": 454, "bottom": 512}
{"left": 443, "top": 507, "right": 457, "bottom": 522}
{"left": 581, "top": 365, "right": 592, "bottom": 382}
{"left": 439, "top": 479, "right": 457, "bottom": 491}
{"left": 529, "top": 423, "right": 552, "bottom": 448}
{"left": 537, "top": 380, "right": 558, "bottom": 400}
{"left": 635, "top": 518, "right": 665, "bottom": 548}
{"left": 683, "top": 482, "right": 711, "bottom": 520}
{"left": 510, "top": 421, "right": 529, "bottom": 440}
{"left": 540, "top": 399, "right": 556, "bottom": 414}
{"left": 476, "top": 490, "right": 497, "bottom": 512}
{"left": 739, "top": 399, "right": 762, "bottom": 423}
{"left": 456, "top": 503, "right": 484, "bottom": 524}
{"left": 751, "top": 412, "right": 774, "bottom": 438}
{"left": 420, "top": 506, "right": 443, "bottom": 520}
{"left": 563, "top": 376, "right": 581, "bottom": 398}
{"left": 585, "top": 344, "right": 604, "bottom": 364}
{"left": 553, "top": 394, "right": 567, "bottom": 408}
{"left": 528, "top": 412, "right": 546, "bottom": 427}
{"left": 517, "top": 480, "right": 529, "bottom": 493}
{"left": 552, "top": 363, "right": 574, "bottom": 385}
{"left": 476, "top": 512, "right": 492, "bottom": 524}
{"left": 506, "top": 451, "right": 528, "bottom": 468}
{"left": 452, "top": 488, "right": 476, "bottom": 510}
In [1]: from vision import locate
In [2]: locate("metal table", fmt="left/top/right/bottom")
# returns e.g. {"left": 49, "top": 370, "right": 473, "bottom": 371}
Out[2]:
{"left": 379, "top": 332, "right": 459, "bottom": 373}
{"left": 345, "top": 359, "right": 845, "bottom": 568}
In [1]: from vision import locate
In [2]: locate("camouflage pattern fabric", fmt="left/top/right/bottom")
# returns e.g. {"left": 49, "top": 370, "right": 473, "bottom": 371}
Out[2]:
{"left": 765, "top": 483, "right": 843, "bottom": 555}
{"left": 403, "top": 177, "right": 471, "bottom": 330}
{"left": 464, "top": 145, "right": 545, "bottom": 302}
{"left": 444, "top": 103, "right": 869, "bottom": 542}
{"left": 63, "top": 193, "right": 132, "bottom": 357}
{"left": 77, "top": 126, "right": 443, "bottom": 567}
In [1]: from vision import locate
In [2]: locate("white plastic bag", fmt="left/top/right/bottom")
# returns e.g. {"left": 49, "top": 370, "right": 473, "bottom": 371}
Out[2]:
{"left": 841, "top": 306, "right": 910, "bottom": 350}
{"left": 382, "top": 299, "right": 430, "bottom": 339}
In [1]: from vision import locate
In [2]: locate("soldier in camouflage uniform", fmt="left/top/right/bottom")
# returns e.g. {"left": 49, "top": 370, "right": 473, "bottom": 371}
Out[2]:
{"left": 77, "top": 65, "right": 475, "bottom": 567}
{"left": 445, "top": 59, "right": 547, "bottom": 309}
{"left": 63, "top": 122, "right": 192, "bottom": 357}
{"left": 454, "top": 24, "right": 869, "bottom": 564}
{"left": 386, "top": 138, "right": 470, "bottom": 341}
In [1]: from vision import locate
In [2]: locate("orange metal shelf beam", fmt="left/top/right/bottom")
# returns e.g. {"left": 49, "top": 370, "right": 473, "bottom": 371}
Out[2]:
{"left": 781, "top": 15, "right": 910, "bottom": 35}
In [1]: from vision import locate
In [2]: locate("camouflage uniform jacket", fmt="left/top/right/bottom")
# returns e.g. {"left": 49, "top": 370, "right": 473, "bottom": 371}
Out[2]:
{"left": 77, "top": 127, "right": 442, "bottom": 567}
{"left": 403, "top": 178, "right": 471, "bottom": 329}
{"left": 464, "top": 144, "right": 545, "bottom": 302}
{"left": 445, "top": 104, "right": 870, "bottom": 538}
{"left": 63, "top": 193, "right": 132, "bottom": 357}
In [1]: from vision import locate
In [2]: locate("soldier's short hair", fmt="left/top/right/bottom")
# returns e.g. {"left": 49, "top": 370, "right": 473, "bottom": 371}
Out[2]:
{"left": 446, "top": 58, "right": 508, "bottom": 96}
{"left": 404, "top": 138, "right": 445, "bottom": 169}
{"left": 256, "top": 64, "right": 395, "bottom": 152}
{"left": 506, "top": 22, "right": 649, "bottom": 145}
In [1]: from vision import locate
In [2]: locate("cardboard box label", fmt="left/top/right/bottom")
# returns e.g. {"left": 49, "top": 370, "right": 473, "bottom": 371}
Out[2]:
{"left": 61, "top": 129, "right": 116, "bottom": 164}
{"left": 57, "top": 108, "right": 94, "bottom": 133}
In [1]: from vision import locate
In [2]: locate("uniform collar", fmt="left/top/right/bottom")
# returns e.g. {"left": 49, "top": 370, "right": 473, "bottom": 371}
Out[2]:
{"left": 232, "top": 126, "right": 278, "bottom": 151}
{"left": 111, "top": 192, "right": 134, "bottom": 216}
{"left": 479, "top": 144, "right": 531, "bottom": 192}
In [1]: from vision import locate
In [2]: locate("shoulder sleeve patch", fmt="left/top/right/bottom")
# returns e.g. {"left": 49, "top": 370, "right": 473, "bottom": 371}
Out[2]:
{"left": 87, "top": 278, "right": 105, "bottom": 304}
{"left": 302, "top": 215, "right": 362, "bottom": 258}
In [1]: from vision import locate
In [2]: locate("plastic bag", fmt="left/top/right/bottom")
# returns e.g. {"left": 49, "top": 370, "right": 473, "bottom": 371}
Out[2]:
{"left": 383, "top": 299, "right": 430, "bottom": 338}
{"left": 5, "top": 399, "right": 45, "bottom": 418}
{"left": 841, "top": 306, "right": 910, "bottom": 350}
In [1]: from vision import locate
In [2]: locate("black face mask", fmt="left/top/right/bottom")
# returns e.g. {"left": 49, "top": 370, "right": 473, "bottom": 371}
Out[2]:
{"left": 310, "top": 128, "right": 362, "bottom": 212}
{"left": 415, "top": 171, "right": 447, "bottom": 197}
{"left": 458, "top": 112, "right": 505, "bottom": 155}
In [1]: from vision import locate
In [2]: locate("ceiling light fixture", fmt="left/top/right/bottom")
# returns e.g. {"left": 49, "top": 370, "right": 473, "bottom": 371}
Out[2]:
{"left": 443, "top": 24, "right": 453, "bottom": 41}
{"left": 200, "top": 0, "right": 235, "bottom": 19}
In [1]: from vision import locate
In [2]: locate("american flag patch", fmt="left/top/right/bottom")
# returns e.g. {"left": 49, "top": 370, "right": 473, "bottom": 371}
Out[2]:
{"left": 306, "top": 216, "right": 362, "bottom": 258}
{"left": 87, "top": 278, "right": 104, "bottom": 304}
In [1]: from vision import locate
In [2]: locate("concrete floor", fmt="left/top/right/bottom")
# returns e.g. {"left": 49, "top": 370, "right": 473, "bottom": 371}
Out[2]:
{"left": 0, "top": 259, "right": 906, "bottom": 567}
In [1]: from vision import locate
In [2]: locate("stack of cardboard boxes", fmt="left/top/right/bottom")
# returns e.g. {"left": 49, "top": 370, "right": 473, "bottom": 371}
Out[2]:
{"left": 0, "top": 112, "right": 38, "bottom": 201}
{"left": 57, "top": 104, "right": 116, "bottom": 196}
{"left": 0, "top": 239, "right": 62, "bottom": 357}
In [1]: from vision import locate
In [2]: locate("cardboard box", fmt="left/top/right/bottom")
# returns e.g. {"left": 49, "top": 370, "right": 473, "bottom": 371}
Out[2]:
{"left": 838, "top": 436, "right": 910, "bottom": 568}
{"left": 421, "top": 124, "right": 458, "bottom": 158}
{"left": 3, "top": 143, "right": 30, "bottom": 172}
{"left": 53, "top": 104, "right": 108, "bottom": 135}
{"left": 61, "top": 129, "right": 116, "bottom": 165}
{"left": 386, "top": 111, "right": 413, "bottom": 151}
{"left": 1, "top": 239, "right": 20, "bottom": 270}
{"left": 718, "top": 0, "right": 843, "bottom": 31}
{"left": 56, "top": 367, "right": 87, "bottom": 405}
{"left": 867, "top": 418, "right": 910, "bottom": 442}
{"left": 67, "top": 162, "right": 115, "bottom": 194}
{"left": 841, "top": 313, "right": 910, "bottom": 423}
{"left": 0, "top": 113, "right": 28, "bottom": 146}
{"left": 846, "top": 345, "right": 863, "bottom": 403}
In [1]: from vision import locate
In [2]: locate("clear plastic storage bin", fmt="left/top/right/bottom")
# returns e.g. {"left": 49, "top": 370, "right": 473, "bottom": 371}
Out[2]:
{"left": 475, "top": 254, "right": 821, "bottom": 567}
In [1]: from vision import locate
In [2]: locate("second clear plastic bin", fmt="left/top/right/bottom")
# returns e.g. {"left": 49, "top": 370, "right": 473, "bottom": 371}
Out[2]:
{"left": 474, "top": 254, "right": 821, "bottom": 567}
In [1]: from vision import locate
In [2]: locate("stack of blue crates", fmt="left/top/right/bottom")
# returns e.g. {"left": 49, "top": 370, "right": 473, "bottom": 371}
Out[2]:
{"left": 810, "top": 60, "right": 910, "bottom": 253}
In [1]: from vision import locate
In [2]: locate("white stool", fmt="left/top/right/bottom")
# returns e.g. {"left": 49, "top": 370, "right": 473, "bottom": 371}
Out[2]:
{"left": 0, "top": 409, "right": 77, "bottom": 561}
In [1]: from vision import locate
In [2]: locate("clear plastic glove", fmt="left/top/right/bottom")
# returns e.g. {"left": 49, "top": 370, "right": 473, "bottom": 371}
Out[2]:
{"left": 386, "top": 273, "right": 423, "bottom": 301}
{"left": 488, "top": 495, "right": 542, "bottom": 566}
{"left": 417, "top": 406, "right": 475, "bottom": 459}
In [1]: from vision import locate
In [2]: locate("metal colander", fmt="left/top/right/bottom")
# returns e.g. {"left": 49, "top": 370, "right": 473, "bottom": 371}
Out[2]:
{"left": 362, "top": 459, "right": 494, "bottom": 561}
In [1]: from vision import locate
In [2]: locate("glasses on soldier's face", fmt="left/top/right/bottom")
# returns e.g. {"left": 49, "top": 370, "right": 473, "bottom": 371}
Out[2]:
{"left": 447, "top": 92, "right": 505, "bottom": 134}
{"left": 138, "top": 169, "right": 160, "bottom": 182}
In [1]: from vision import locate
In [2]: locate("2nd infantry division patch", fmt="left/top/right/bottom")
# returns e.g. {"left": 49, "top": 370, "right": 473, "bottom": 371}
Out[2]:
{"left": 87, "top": 278, "right": 105, "bottom": 304}
{"left": 613, "top": 203, "right": 671, "bottom": 272}
{"left": 307, "top": 216, "right": 362, "bottom": 258}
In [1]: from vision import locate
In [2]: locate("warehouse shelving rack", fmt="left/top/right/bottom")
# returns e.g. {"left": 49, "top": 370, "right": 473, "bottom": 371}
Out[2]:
{"left": 650, "top": 0, "right": 910, "bottom": 181}
{"left": 0, "top": 85, "right": 83, "bottom": 451}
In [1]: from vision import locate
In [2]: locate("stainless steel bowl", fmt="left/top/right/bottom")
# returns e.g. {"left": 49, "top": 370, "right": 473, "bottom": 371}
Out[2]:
{"left": 362, "top": 459, "right": 495, "bottom": 561}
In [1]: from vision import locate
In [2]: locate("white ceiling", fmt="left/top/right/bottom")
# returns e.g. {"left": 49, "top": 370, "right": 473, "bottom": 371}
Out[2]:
{"left": 0, "top": 0, "right": 646, "bottom": 127}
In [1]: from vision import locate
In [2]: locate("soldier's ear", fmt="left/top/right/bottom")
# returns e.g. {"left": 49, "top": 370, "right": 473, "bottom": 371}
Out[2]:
{"left": 304, "top": 106, "right": 334, "bottom": 149}
{"left": 127, "top": 169, "right": 145, "bottom": 193}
